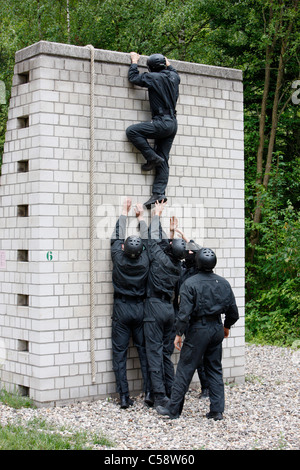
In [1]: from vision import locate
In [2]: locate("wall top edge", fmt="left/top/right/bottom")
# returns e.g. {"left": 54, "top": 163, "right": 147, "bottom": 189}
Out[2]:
{"left": 15, "top": 41, "right": 243, "bottom": 81}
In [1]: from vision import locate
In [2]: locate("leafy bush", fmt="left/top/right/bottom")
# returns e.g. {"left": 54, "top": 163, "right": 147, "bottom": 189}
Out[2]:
{"left": 246, "top": 162, "right": 300, "bottom": 346}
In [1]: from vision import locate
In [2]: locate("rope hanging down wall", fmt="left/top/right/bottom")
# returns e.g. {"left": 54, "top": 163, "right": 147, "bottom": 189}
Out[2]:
{"left": 86, "top": 44, "right": 96, "bottom": 384}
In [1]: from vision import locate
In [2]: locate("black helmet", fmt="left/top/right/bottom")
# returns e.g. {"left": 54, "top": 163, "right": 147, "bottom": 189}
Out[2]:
{"left": 124, "top": 236, "right": 143, "bottom": 259}
{"left": 147, "top": 54, "right": 166, "bottom": 72}
{"left": 196, "top": 248, "right": 217, "bottom": 271}
{"left": 171, "top": 238, "right": 186, "bottom": 259}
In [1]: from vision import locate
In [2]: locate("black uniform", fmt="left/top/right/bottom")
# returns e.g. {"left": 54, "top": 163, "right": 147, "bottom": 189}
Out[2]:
{"left": 126, "top": 63, "right": 180, "bottom": 199}
{"left": 164, "top": 270, "right": 239, "bottom": 418}
{"left": 143, "top": 215, "right": 182, "bottom": 405}
{"left": 111, "top": 215, "right": 151, "bottom": 401}
{"left": 173, "top": 253, "right": 209, "bottom": 394}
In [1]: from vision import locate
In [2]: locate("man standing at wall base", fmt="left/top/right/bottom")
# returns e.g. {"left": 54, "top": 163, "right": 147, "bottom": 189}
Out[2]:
{"left": 126, "top": 52, "right": 180, "bottom": 209}
{"left": 156, "top": 248, "right": 239, "bottom": 420}
{"left": 144, "top": 201, "right": 186, "bottom": 408}
{"left": 110, "top": 198, "right": 153, "bottom": 409}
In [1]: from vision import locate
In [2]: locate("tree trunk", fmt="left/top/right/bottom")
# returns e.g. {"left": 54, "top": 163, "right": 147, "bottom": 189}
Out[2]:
{"left": 67, "top": 0, "right": 70, "bottom": 44}
{"left": 249, "top": 2, "right": 298, "bottom": 261}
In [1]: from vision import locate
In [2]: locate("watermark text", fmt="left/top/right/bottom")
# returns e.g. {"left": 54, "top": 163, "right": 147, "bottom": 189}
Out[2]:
{"left": 0, "top": 80, "right": 6, "bottom": 105}
{"left": 292, "top": 80, "right": 300, "bottom": 105}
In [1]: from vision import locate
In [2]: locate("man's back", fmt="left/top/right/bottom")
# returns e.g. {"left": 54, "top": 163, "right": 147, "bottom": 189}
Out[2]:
{"left": 176, "top": 270, "right": 239, "bottom": 334}
{"left": 146, "top": 214, "right": 181, "bottom": 298}
{"left": 128, "top": 64, "right": 180, "bottom": 115}
{"left": 185, "top": 271, "right": 235, "bottom": 314}
{"left": 111, "top": 214, "right": 149, "bottom": 297}
{"left": 146, "top": 242, "right": 181, "bottom": 298}
{"left": 111, "top": 244, "right": 149, "bottom": 297}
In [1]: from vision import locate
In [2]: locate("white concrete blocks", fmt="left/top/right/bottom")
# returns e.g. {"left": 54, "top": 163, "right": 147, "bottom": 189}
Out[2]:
{"left": 0, "top": 41, "right": 244, "bottom": 406}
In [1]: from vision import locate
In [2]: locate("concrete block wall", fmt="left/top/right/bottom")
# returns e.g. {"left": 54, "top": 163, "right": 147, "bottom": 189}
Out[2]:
{"left": 0, "top": 41, "right": 245, "bottom": 406}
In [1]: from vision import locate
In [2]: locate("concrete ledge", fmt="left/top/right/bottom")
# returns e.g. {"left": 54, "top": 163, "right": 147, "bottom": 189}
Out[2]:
{"left": 15, "top": 41, "right": 243, "bottom": 81}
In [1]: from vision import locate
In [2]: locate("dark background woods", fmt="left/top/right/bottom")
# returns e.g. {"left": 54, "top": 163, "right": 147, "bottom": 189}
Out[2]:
{"left": 0, "top": 0, "right": 299, "bottom": 345}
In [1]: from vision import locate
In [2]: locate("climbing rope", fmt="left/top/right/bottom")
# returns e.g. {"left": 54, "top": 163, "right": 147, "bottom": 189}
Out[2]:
{"left": 86, "top": 44, "right": 96, "bottom": 384}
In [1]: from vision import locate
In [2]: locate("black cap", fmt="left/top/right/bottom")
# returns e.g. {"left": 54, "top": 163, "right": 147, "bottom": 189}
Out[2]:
{"left": 171, "top": 238, "right": 186, "bottom": 259}
{"left": 147, "top": 54, "right": 166, "bottom": 72}
{"left": 196, "top": 248, "right": 217, "bottom": 271}
{"left": 124, "top": 236, "right": 143, "bottom": 259}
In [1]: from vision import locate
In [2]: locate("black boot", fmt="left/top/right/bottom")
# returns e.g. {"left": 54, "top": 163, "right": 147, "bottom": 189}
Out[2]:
{"left": 120, "top": 395, "right": 134, "bottom": 409}
{"left": 144, "top": 391, "right": 154, "bottom": 407}
{"left": 144, "top": 193, "right": 167, "bottom": 209}
{"left": 199, "top": 388, "right": 209, "bottom": 399}
{"left": 141, "top": 162, "right": 155, "bottom": 171}
{"left": 206, "top": 411, "right": 223, "bottom": 421}
{"left": 141, "top": 154, "right": 164, "bottom": 171}
{"left": 156, "top": 405, "right": 179, "bottom": 420}
{"left": 154, "top": 395, "right": 170, "bottom": 409}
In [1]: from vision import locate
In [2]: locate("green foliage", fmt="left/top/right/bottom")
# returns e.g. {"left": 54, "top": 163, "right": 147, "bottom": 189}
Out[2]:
{"left": 0, "top": 388, "right": 36, "bottom": 409}
{"left": 0, "top": 418, "right": 114, "bottom": 450}
{"left": 0, "top": 389, "right": 114, "bottom": 449}
{"left": 246, "top": 159, "right": 300, "bottom": 346}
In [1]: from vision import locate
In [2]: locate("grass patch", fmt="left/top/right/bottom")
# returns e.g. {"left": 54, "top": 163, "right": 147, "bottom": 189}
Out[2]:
{"left": 0, "top": 418, "right": 115, "bottom": 450}
{"left": 245, "top": 374, "right": 264, "bottom": 384}
{"left": 0, "top": 388, "right": 35, "bottom": 409}
{"left": 0, "top": 389, "right": 115, "bottom": 450}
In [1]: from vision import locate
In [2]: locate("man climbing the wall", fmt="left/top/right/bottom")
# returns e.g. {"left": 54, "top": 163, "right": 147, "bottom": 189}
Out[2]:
{"left": 111, "top": 197, "right": 153, "bottom": 409}
{"left": 126, "top": 52, "right": 180, "bottom": 209}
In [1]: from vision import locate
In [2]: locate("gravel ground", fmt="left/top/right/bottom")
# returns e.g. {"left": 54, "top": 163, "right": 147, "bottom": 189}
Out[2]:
{"left": 0, "top": 343, "right": 299, "bottom": 451}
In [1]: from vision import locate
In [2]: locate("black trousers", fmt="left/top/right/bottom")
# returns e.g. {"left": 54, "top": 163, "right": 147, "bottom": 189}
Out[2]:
{"left": 197, "top": 364, "right": 209, "bottom": 390}
{"left": 144, "top": 297, "right": 175, "bottom": 399}
{"left": 126, "top": 115, "right": 177, "bottom": 196}
{"left": 112, "top": 298, "right": 151, "bottom": 397}
{"left": 168, "top": 318, "right": 225, "bottom": 416}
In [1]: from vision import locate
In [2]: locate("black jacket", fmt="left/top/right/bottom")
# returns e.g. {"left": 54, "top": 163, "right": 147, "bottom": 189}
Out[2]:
{"left": 128, "top": 63, "right": 180, "bottom": 117}
{"left": 147, "top": 215, "right": 181, "bottom": 299}
{"left": 173, "top": 264, "right": 198, "bottom": 315}
{"left": 111, "top": 215, "right": 149, "bottom": 297}
{"left": 176, "top": 270, "right": 239, "bottom": 335}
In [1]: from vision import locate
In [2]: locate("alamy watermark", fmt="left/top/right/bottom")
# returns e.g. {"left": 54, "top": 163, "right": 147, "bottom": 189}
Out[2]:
{"left": 96, "top": 198, "right": 205, "bottom": 244}
{"left": 292, "top": 80, "right": 300, "bottom": 105}
{"left": 0, "top": 80, "right": 6, "bottom": 105}
{"left": 0, "top": 338, "right": 6, "bottom": 369}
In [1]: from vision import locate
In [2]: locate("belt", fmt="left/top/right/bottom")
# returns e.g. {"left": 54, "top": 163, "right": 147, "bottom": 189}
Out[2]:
{"left": 153, "top": 108, "right": 176, "bottom": 117}
{"left": 148, "top": 292, "right": 172, "bottom": 303}
{"left": 114, "top": 293, "right": 145, "bottom": 303}
{"left": 192, "top": 314, "right": 221, "bottom": 324}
